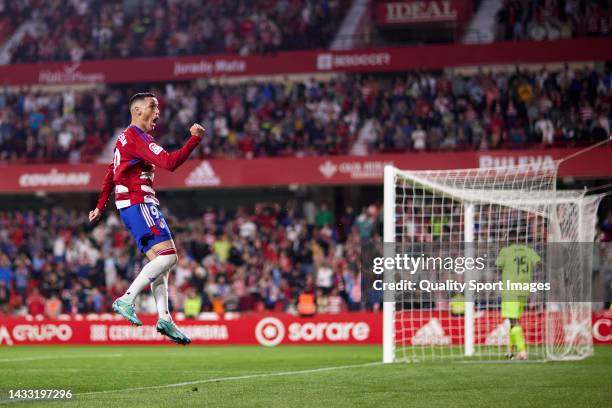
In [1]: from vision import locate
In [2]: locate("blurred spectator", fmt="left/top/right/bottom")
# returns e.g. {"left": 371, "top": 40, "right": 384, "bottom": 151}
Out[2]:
{"left": 0, "top": 281, "right": 10, "bottom": 314}
{"left": 27, "top": 287, "right": 45, "bottom": 315}
{"left": 327, "top": 287, "right": 344, "bottom": 313}
{"left": 44, "top": 294, "right": 62, "bottom": 318}
{"left": 535, "top": 115, "right": 555, "bottom": 145}
{"left": 184, "top": 287, "right": 202, "bottom": 318}
{"left": 0, "top": 254, "right": 12, "bottom": 286}
{"left": 412, "top": 124, "right": 427, "bottom": 151}
{"left": 316, "top": 261, "right": 334, "bottom": 294}
{"left": 355, "top": 208, "right": 375, "bottom": 242}
{"left": 346, "top": 270, "right": 361, "bottom": 311}
{"left": 315, "top": 203, "right": 335, "bottom": 228}
{"left": 213, "top": 232, "right": 231, "bottom": 263}
{"left": 298, "top": 292, "right": 316, "bottom": 316}
{"left": 316, "top": 288, "right": 328, "bottom": 312}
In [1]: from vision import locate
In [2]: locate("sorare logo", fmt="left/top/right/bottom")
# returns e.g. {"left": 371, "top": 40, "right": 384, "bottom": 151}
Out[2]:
{"left": 255, "top": 317, "right": 285, "bottom": 347}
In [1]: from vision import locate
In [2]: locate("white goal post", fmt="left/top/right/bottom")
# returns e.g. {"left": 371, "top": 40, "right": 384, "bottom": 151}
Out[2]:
{"left": 382, "top": 164, "right": 602, "bottom": 363}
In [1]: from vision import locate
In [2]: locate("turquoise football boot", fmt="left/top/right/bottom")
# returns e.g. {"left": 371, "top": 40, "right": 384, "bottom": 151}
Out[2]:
{"left": 112, "top": 299, "right": 143, "bottom": 326}
{"left": 156, "top": 319, "right": 192, "bottom": 345}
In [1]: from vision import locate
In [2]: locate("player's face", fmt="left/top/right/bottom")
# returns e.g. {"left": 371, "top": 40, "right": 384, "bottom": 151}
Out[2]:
{"left": 140, "top": 97, "right": 160, "bottom": 132}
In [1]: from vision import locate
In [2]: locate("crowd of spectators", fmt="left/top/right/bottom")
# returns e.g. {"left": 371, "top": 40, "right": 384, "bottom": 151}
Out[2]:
{"left": 0, "top": 202, "right": 382, "bottom": 317}
{"left": 5, "top": 0, "right": 612, "bottom": 64}
{"left": 367, "top": 65, "right": 610, "bottom": 152}
{"left": 496, "top": 0, "right": 612, "bottom": 42}
{"left": 1, "top": 65, "right": 610, "bottom": 163}
{"left": 0, "top": 200, "right": 611, "bottom": 317}
{"left": 7, "top": 0, "right": 348, "bottom": 64}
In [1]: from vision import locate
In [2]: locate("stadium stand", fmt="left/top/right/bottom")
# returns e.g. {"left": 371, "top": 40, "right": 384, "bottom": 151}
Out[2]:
{"left": 1, "top": 199, "right": 610, "bottom": 317}
{"left": 2, "top": 1, "right": 610, "bottom": 64}
{"left": 355, "top": 0, "right": 611, "bottom": 47}
{"left": 0, "top": 203, "right": 374, "bottom": 316}
{"left": 1, "top": 66, "right": 610, "bottom": 163}
{"left": 5, "top": 0, "right": 349, "bottom": 64}
{"left": 495, "top": 0, "right": 612, "bottom": 42}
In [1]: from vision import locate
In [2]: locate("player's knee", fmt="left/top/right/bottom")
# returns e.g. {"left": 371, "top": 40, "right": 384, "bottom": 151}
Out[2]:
{"left": 157, "top": 247, "right": 178, "bottom": 269}
{"left": 167, "top": 253, "right": 178, "bottom": 268}
{"left": 163, "top": 253, "right": 178, "bottom": 269}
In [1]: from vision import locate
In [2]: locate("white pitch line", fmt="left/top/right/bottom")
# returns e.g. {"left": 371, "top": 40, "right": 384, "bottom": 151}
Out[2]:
{"left": 0, "top": 353, "right": 123, "bottom": 363}
{"left": 78, "top": 361, "right": 382, "bottom": 397}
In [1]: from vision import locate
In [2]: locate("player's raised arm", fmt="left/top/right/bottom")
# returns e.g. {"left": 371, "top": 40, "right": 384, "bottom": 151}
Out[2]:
{"left": 127, "top": 93, "right": 204, "bottom": 172}
{"left": 89, "top": 162, "right": 115, "bottom": 223}
{"left": 132, "top": 123, "right": 204, "bottom": 172}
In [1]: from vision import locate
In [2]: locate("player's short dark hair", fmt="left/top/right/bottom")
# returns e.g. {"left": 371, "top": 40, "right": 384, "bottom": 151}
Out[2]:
{"left": 129, "top": 92, "right": 156, "bottom": 109}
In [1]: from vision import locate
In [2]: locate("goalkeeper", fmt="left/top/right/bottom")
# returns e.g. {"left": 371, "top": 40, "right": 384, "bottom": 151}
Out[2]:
{"left": 496, "top": 230, "right": 541, "bottom": 360}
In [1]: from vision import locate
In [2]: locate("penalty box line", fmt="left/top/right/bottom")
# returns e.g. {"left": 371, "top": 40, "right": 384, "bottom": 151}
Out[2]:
{"left": 78, "top": 361, "right": 383, "bottom": 397}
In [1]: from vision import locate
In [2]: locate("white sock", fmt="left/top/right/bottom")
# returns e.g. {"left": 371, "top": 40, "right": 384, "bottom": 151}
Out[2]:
{"left": 119, "top": 253, "right": 177, "bottom": 304}
{"left": 151, "top": 271, "right": 171, "bottom": 321}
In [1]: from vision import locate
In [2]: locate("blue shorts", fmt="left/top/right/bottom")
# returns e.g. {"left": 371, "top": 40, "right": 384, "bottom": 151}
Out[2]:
{"left": 119, "top": 202, "right": 173, "bottom": 253}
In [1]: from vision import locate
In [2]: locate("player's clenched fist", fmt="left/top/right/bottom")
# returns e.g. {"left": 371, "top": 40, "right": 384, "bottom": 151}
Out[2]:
{"left": 190, "top": 123, "right": 205, "bottom": 137}
{"left": 89, "top": 208, "right": 102, "bottom": 223}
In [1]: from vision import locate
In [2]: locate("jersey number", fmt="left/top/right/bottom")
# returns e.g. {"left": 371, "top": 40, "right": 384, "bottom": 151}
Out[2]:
{"left": 514, "top": 256, "right": 528, "bottom": 275}
{"left": 113, "top": 149, "right": 121, "bottom": 174}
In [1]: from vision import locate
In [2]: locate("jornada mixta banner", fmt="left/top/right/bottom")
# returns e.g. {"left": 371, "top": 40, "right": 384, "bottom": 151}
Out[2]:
{"left": 1, "top": 37, "right": 611, "bottom": 86}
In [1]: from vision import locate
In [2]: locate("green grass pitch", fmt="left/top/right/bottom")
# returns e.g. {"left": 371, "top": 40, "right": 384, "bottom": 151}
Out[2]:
{"left": 1, "top": 345, "right": 611, "bottom": 407}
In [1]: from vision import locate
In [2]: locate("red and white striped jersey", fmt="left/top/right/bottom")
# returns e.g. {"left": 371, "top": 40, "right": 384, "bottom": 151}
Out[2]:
{"left": 96, "top": 125, "right": 201, "bottom": 210}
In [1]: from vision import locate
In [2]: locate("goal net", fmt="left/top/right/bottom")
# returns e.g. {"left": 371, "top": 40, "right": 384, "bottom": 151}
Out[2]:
{"left": 382, "top": 164, "right": 602, "bottom": 363}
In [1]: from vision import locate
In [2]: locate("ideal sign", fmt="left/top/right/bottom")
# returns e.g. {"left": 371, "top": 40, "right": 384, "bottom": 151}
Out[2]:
{"left": 373, "top": 0, "right": 470, "bottom": 25}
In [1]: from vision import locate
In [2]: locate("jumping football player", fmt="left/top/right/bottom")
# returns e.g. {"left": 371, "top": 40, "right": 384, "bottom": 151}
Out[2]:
{"left": 89, "top": 92, "right": 204, "bottom": 345}
{"left": 496, "top": 229, "right": 541, "bottom": 360}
